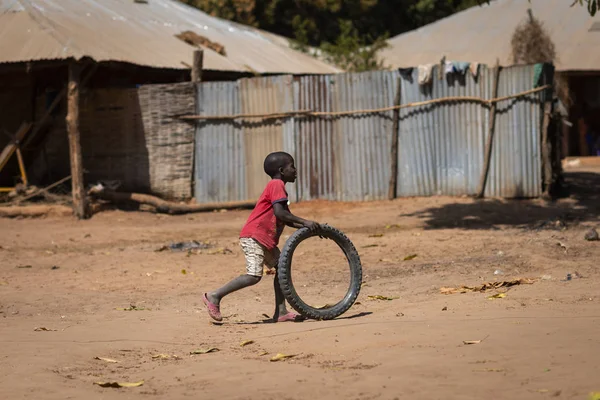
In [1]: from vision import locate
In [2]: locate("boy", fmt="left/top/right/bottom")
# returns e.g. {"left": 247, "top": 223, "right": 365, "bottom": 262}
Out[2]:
{"left": 203, "top": 151, "right": 320, "bottom": 323}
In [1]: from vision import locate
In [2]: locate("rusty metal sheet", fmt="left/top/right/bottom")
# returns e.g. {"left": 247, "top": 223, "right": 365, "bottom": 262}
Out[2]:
{"left": 191, "top": 65, "right": 544, "bottom": 205}
{"left": 239, "top": 75, "right": 296, "bottom": 201}
{"left": 397, "top": 65, "right": 488, "bottom": 197}
{"left": 293, "top": 75, "right": 337, "bottom": 201}
{"left": 396, "top": 64, "right": 543, "bottom": 198}
{"left": 195, "top": 80, "right": 245, "bottom": 203}
{"left": 332, "top": 71, "right": 397, "bottom": 201}
{"left": 486, "top": 64, "right": 543, "bottom": 198}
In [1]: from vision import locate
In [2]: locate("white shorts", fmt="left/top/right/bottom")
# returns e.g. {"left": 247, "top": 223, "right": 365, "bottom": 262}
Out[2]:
{"left": 239, "top": 238, "right": 280, "bottom": 277}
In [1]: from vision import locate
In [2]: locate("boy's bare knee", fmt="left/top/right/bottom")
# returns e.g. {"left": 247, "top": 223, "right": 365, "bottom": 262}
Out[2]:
{"left": 247, "top": 275, "right": 262, "bottom": 285}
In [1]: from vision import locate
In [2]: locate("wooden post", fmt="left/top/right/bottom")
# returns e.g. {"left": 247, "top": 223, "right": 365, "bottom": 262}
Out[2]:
{"left": 388, "top": 76, "right": 402, "bottom": 200}
{"left": 541, "top": 100, "right": 553, "bottom": 198}
{"left": 192, "top": 49, "right": 204, "bottom": 83}
{"left": 15, "top": 147, "right": 28, "bottom": 186}
{"left": 191, "top": 49, "right": 203, "bottom": 198}
{"left": 476, "top": 59, "right": 501, "bottom": 198}
{"left": 66, "top": 62, "right": 87, "bottom": 219}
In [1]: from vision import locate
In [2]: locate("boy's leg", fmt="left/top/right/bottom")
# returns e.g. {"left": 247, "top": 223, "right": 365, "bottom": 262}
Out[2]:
{"left": 204, "top": 238, "right": 264, "bottom": 318}
{"left": 272, "top": 267, "right": 288, "bottom": 320}
{"left": 266, "top": 247, "right": 304, "bottom": 322}
{"left": 207, "top": 275, "right": 261, "bottom": 306}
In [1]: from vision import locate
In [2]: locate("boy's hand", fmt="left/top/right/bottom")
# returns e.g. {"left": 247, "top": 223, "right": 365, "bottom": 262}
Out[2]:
{"left": 303, "top": 220, "right": 321, "bottom": 232}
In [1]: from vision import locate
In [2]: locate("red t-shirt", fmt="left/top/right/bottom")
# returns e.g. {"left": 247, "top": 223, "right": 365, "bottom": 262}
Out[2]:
{"left": 240, "top": 179, "right": 288, "bottom": 249}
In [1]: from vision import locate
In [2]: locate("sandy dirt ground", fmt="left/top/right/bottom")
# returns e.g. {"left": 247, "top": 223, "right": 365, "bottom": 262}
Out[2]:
{"left": 1, "top": 167, "right": 599, "bottom": 400}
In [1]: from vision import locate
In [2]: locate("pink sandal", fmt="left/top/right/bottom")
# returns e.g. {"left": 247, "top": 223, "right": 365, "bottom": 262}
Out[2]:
{"left": 203, "top": 293, "right": 222, "bottom": 322}
{"left": 276, "top": 312, "right": 306, "bottom": 323}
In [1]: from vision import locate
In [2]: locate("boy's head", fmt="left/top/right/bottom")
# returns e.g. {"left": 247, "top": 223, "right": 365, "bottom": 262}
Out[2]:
{"left": 263, "top": 151, "right": 297, "bottom": 183}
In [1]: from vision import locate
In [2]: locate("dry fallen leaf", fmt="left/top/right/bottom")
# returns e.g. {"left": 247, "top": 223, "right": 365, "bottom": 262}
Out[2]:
{"left": 556, "top": 242, "right": 568, "bottom": 252}
{"left": 474, "top": 368, "right": 505, "bottom": 372}
{"left": 403, "top": 254, "right": 418, "bottom": 261}
{"left": 152, "top": 354, "right": 179, "bottom": 360}
{"left": 181, "top": 269, "right": 187, "bottom": 275}
{"left": 190, "top": 347, "right": 219, "bottom": 355}
{"left": 440, "top": 278, "right": 536, "bottom": 294}
{"left": 240, "top": 340, "right": 254, "bottom": 347}
{"left": 207, "top": 248, "right": 233, "bottom": 255}
{"left": 34, "top": 327, "right": 56, "bottom": 332}
{"left": 116, "top": 305, "right": 146, "bottom": 311}
{"left": 368, "top": 295, "right": 398, "bottom": 301}
{"left": 463, "top": 340, "right": 482, "bottom": 345}
{"left": 488, "top": 293, "right": 507, "bottom": 299}
{"left": 258, "top": 351, "right": 269, "bottom": 356}
{"left": 362, "top": 244, "right": 379, "bottom": 248}
{"left": 368, "top": 234, "right": 384, "bottom": 238}
{"left": 385, "top": 224, "right": 401, "bottom": 229}
{"left": 589, "top": 392, "right": 600, "bottom": 400}
{"left": 270, "top": 353, "right": 297, "bottom": 362}
{"left": 94, "top": 357, "right": 119, "bottom": 363}
{"left": 93, "top": 381, "right": 144, "bottom": 388}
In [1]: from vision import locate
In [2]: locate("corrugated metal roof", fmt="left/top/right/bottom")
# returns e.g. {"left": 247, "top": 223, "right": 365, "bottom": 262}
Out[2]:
{"left": 380, "top": 0, "right": 600, "bottom": 72}
{"left": 0, "top": 0, "right": 340, "bottom": 74}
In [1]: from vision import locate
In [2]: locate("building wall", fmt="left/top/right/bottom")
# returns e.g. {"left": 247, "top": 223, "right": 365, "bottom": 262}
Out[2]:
{"left": 194, "top": 65, "right": 549, "bottom": 203}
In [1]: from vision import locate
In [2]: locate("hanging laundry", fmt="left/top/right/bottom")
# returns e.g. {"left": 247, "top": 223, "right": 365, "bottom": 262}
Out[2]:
{"left": 398, "top": 67, "right": 414, "bottom": 80}
{"left": 469, "top": 63, "right": 480, "bottom": 78}
{"left": 444, "top": 61, "right": 471, "bottom": 75}
{"left": 418, "top": 64, "right": 435, "bottom": 85}
{"left": 453, "top": 62, "right": 470, "bottom": 74}
{"left": 533, "top": 63, "right": 544, "bottom": 88}
{"left": 444, "top": 61, "right": 455, "bottom": 75}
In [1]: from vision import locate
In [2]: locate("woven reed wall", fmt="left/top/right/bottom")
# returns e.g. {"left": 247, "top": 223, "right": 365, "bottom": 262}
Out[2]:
{"left": 137, "top": 82, "right": 195, "bottom": 199}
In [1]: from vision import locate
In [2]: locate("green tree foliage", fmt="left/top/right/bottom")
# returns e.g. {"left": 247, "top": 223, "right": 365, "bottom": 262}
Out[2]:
{"left": 319, "top": 20, "right": 389, "bottom": 72}
{"left": 571, "top": 0, "right": 599, "bottom": 16}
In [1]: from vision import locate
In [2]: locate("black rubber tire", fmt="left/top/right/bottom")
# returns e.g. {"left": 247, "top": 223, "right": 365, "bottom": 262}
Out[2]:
{"left": 278, "top": 225, "right": 362, "bottom": 320}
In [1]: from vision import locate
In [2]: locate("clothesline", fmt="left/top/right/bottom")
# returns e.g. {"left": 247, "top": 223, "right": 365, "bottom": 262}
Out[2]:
{"left": 178, "top": 85, "right": 551, "bottom": 122}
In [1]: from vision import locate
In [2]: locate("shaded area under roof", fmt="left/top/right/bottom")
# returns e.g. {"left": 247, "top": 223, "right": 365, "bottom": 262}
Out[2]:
{"left": 380, "top": 0, "right": 600, "bottom": 72}
{"left": 0, "top": 0, "right": 339, "bottom": 74}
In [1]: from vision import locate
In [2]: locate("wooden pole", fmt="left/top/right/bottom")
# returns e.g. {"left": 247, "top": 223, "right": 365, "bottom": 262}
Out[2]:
{"left": 15, "top": 147, "right": 28, "bottom": 186}
{"left": 66, "top": 62, "right": 87, "bottom": 219}
{"left": 0, "top": 122, "right": 32, "bottom": 173}
{"left": 192, "top": 49, "right": 204, "bottom": 83}
{"left": 89, "top": 188, "right": 255, "bottom": 215}
{"left": 388, "top": 76, "right": 402, "bottom": 200}
{"left": 476, "top": 59, "right": 501, "bottom": 198}
{"left": 15, "top": 175, "right": 71, "bottom": 204}
{"left": 191, "top": 49, "right": 203, "bottom": 197}
{"left": 541, "top": 101, "right": 553, "bottom": 198}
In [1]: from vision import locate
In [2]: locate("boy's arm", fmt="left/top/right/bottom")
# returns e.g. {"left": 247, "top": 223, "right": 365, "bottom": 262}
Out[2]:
{"left": 285, "top": 221, "right": 304, "bottom": 229}
{"left": 273, "top": 202, "right": 320, "bottom": 232}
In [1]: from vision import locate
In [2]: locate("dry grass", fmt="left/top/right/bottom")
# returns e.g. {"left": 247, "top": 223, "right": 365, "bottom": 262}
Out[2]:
{"left": 510, "top": 10, "right": 556, "bottom": 65}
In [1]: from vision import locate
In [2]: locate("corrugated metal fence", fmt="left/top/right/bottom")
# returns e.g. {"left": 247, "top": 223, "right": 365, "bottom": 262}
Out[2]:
{"left": 194, "top": 64, "right": 546, "bottom": 203}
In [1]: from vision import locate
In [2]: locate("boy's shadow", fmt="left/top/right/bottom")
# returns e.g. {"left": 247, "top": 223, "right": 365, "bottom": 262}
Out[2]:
{"left": 228, "top": 311, "right": 373, "bottom": 325}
